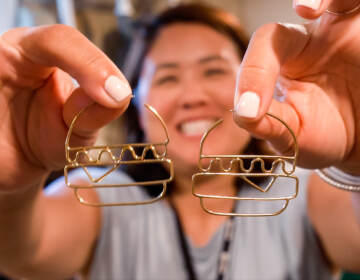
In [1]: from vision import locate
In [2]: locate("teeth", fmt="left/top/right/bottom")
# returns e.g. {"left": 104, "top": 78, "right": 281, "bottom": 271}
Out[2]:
{"left": 180, "top": 119, "right": 215, "bottom": 136}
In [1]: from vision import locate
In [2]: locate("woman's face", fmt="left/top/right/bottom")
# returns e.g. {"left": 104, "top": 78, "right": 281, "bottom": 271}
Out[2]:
{"left": 137, "top": 23, "right": 250, "bottom": 175}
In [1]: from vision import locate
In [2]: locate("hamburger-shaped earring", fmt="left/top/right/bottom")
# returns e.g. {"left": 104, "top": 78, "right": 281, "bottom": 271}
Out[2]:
{"left": 64, "top": 104, "right": 173, "bottom": 207}
{"left": 192, "top": 112, "right": 298, "bottom": 217}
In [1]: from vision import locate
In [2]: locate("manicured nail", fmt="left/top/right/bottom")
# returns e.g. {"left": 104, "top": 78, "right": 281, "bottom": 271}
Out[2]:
{"left": 104, "top": 75, "right": 132, "bottom": 102}
{"left": 235, "top": 91, "right": 260, "bottom": 118}
{"left": 296, "top": 0, "right": 321, "bottom": 10}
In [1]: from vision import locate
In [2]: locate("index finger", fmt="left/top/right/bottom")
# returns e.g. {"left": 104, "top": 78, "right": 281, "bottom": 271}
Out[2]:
{"left": 234, "top": 22, "right": 309, "bottom": 119}
{"left": 233, "top": 22, "right": 309, "bottom": 141}
{"left": 2, "top": 24, "right": 132, "bottom": 108}
{"left": 294, "top": 0, "right": 360, "bottom": 19}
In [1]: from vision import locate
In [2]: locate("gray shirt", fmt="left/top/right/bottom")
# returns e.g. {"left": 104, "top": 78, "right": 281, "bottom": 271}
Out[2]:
{"left": 67, "top": 167, "right": 332, "bottom": 280}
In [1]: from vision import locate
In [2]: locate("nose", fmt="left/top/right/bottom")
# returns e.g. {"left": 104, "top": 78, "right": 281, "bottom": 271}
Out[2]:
{"left": 178, "top": 75, "right": 210, "bottom": 109}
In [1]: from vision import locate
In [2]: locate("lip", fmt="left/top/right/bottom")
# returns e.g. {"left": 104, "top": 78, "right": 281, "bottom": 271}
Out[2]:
{"left": 175, "top": 116, "right": 219, "bottom": 138}
{"left": 175, "top": 114, "right": 220, "bottom": 127}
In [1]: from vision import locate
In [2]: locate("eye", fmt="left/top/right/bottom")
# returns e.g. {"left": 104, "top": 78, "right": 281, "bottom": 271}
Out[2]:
{"left": 155, "top": 75, "right": 179, "bottom": 85}
{"left": 204, "top": 68, "right": 228, "bottom": 77}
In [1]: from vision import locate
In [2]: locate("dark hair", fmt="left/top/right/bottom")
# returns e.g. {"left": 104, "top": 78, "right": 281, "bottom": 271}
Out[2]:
{"left": 125, "top": 2, "right": 250, "bottom": 141}
{"left": 121, "top": 3, "right": 267, "bottom": 197}
{"left": 129, "top": 2, "right": 249, "bottom": 89}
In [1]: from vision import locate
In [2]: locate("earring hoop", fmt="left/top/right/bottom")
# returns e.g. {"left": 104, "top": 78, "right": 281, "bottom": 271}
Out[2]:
{"left": 325, "top": 3, "right": 360, "bottom": 15}
{"left": 192, "top": 112, "right": 299, "bottom": 217}
{"left": 64, "top": 103, "right": 174, "bottom": 207}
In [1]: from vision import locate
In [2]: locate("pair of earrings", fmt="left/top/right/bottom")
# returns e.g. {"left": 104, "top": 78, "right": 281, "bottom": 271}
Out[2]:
{"left": 64, "top": 104, "right": 298, "bottom": 217}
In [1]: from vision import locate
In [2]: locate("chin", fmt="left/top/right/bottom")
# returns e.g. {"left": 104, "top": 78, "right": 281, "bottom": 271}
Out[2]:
{"left": 175, "top": 163, "right": 200, "bottom": 178}
{"left": 170, "top": 152, "right": 200, "bottom": 173}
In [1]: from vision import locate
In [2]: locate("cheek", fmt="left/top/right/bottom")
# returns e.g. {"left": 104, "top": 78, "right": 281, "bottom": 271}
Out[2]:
{"left": 146, "top": 88, "right": 179, "bottom": 121}
{"left": 205, "top": 76, "right": 237, "bottom": 109}
{"left": 211, "top": 88, "right": 235, "bottom": 111}
{"left": 140, "top": 107, "right": 170, "bottom": 144}
{"left": 137, "top": 78, "right": 179, "bottom": 142}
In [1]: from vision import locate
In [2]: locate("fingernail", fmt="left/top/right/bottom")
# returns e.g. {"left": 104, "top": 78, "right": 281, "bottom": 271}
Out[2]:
{"left": 104, "top": 75, "right": 132, "bottom": 102}
{"left": 296, "top": 0, "right": 321, "bottom": 10}
{"left": 235, "top": 91, "right": 260, "bottom": 118}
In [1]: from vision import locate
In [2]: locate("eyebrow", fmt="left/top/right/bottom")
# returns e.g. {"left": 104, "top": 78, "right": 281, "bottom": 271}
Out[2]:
{"left": 154, "top": 55, "right": 229, "bottom": 72}
{"left": 199, "top": 55, "right": 228, "bottom": 64}
{"left": 155, "top": 62, "right": 179, "bottom": 72}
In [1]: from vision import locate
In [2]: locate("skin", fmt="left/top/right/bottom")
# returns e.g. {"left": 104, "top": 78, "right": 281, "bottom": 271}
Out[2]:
{"left": 137, "top": 24, "right": 250, "bottom": 178}
{"left": 233, "top": 0, "right": 360, "bottom": 271}
{"left": 0, "top": 0, "right": 359, "bottom": 278}
{"left": 137, "top": 23, "right": 251, "bottom": 245}
{"left": 0, "top": 25, "right": 131, "bottom": 279}
{"left": 234, "top": 0, "right": 360, "bottom": 173}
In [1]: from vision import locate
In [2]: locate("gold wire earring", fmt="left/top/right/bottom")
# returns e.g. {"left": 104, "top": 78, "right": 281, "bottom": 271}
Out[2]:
{"left": 191, "top": 112, "right": 298, "bottom": 217}
{"left": 64, "top": 104, "right": 174, "bottom": 207}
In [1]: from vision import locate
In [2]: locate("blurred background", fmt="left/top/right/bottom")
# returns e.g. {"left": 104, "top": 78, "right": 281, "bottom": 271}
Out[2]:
{"left": 0, "top": 0, "right": 303, "bottom": 151}
{"left": 0, "top": 1, "right": 358, "bottom": 280}
{"left": 0, "top": 0, "right": 302, "bottom": 76}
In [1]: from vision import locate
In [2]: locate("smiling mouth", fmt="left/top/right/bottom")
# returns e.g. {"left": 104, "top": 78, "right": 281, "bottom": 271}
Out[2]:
{"left": 179, "top": 119, "right": 216, "bottom": 136}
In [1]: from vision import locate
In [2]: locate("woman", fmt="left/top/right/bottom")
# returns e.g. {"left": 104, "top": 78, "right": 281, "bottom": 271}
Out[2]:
{"left": 82, "top": 5, "right": 316, "bottom": 279}
{"left": 0, "top": 2, "right": 359, "bottom": 280}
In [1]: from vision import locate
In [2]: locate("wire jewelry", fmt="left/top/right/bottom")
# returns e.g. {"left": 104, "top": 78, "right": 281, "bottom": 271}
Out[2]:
{"left": 64, "top": 104, "right": 174, "bottom": 207}
{"left": 325, "top": 2, "right": 360, "bottom": 15}
{"left": 192, "top": 113, "right": 299, "bottom": 217}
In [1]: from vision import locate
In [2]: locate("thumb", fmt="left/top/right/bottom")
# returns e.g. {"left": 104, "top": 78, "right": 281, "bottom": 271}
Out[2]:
{"left": 4, "top": 25, "right": 133, "bottom": 109}
{"left": 233, "top": 23, "right": 308, "bottom": 152}
{"left": 293, "top": 0, "right": 360, "bottom": 19}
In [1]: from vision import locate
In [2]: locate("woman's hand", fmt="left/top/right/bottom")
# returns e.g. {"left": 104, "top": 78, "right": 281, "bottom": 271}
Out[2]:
{"left": 0, "top": 25, "right": 132, "bottom": 192}
{"left": 233, "top": 0, "right": 360, "bottom": 174}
